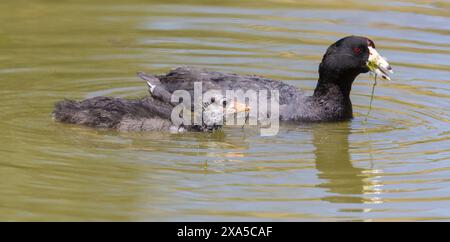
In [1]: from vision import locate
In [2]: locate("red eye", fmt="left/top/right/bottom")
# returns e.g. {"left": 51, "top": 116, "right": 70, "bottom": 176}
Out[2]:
{"left": 353, "top": 47, "right": 362, "bottom": 55}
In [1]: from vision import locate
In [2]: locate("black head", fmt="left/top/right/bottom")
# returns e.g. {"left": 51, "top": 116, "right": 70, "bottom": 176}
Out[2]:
{"left": 315, "top": 36, "right": 391, "bottom": 98}
{"left": 320, "top": 36, "right": 373, "bottom": 79}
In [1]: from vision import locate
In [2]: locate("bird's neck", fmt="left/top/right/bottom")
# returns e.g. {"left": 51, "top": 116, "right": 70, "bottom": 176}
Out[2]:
{"left": 312, "top": 68, "right": 359, "bottom": 119}
{"left": 314, "top": 68, "right": 358, "bottom": 98}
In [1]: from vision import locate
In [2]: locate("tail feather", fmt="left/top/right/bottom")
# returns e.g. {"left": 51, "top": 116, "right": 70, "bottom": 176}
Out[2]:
{"left": 137, "top": 72, "right": 161, "bottom": 93}
{"left": 137, "top": 71, "right": 174, "bottom": 105}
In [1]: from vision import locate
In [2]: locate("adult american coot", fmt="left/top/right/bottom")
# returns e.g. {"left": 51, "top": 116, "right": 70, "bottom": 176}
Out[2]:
{"left": 139, "top": 36, "right": 392, "bottom": 122}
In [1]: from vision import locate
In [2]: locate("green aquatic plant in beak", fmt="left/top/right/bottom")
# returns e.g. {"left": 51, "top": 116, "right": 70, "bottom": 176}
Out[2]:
{"left": 365, "top": 46, "right": 393, "bottom": 120}
{"left": 367, "top": 46, "right": 393, "bottom": 80}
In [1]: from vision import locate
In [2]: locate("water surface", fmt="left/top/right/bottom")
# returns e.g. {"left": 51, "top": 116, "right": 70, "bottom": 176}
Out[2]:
{"left": 0, "top": 0, "right": 449, "bottom": 221}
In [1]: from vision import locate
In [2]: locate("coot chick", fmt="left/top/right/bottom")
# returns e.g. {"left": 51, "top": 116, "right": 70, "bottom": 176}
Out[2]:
{"left": 53, "top": 77, "right": 249, "bottom": 132}
{"left": 139, "top": 36, "right": 393, "bottom": 122}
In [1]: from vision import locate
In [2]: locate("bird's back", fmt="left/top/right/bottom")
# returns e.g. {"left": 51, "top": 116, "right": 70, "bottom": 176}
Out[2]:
{"left": 157, "top": 66, "right": 304, "bottom": 105}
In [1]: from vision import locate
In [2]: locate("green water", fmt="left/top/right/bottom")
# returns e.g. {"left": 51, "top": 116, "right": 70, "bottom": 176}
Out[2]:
{"left": 0, "top": 0, "right": 449, "bottom": 221}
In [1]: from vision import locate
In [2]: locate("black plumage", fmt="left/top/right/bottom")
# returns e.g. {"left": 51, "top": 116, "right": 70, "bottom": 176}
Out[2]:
{"left": 53, "top": 36, "right": 391, "bottom": 131}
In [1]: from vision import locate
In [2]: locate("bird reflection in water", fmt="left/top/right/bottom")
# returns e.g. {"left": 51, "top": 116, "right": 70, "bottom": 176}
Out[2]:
{"left": 311, "top": 122, "right": 384, "bottom": 207}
